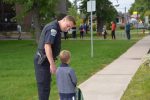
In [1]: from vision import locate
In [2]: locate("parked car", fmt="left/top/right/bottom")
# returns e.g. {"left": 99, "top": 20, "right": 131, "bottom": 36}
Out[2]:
{"left": 135, "top": 23, "right": 146, "bottom": 29}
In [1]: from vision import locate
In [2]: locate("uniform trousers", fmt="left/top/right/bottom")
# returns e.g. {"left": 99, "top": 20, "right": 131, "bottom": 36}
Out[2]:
{"left": 34, "top": 55, "right": 51, "bottom": 100}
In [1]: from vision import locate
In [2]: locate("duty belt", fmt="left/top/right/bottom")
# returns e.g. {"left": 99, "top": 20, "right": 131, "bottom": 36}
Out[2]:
{"left": 37, "top": 51, "right": 46, "bottom": 64}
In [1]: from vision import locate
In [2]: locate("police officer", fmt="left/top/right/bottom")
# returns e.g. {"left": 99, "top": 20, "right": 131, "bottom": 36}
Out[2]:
{"left": 34, "top": 15, "right": 76, "bottom": 100}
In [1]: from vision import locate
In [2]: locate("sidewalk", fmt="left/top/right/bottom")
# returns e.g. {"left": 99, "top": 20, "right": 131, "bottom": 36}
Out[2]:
{"left": 79, "top": 35, "right": 150, "bottom": 100}
{"left": 0, "top": 31, "right": 32, "bottom": 40}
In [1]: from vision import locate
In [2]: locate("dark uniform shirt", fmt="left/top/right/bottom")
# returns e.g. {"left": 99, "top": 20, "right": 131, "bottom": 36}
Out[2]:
{"left": 38, "top": 20, "right": 61, "bottom": 60}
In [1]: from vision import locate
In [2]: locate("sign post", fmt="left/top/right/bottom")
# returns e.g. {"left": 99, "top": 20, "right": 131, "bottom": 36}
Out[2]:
{"left": 87, "top": 0, "right": 96, "bottom": 57}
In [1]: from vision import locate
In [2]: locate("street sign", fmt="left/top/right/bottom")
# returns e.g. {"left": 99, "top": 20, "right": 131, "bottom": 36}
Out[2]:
{"left": 87, "top": 0, "right": 96, "bottom": 12}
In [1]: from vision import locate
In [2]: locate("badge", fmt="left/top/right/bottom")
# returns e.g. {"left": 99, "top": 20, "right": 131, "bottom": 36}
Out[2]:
{"left": 51, "top": 29, "right": 57, "bottom": 36}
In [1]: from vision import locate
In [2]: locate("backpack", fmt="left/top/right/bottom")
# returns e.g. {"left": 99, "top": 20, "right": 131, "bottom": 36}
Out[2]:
{"left": 68, "top": 73, "right": 84, "bottom": 100}
{"left": 76, "top": 87, "right": 84, "bottom": 100}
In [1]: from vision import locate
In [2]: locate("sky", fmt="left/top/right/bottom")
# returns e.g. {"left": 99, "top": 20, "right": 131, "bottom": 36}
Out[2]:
{"left": 69, "top": 0, "right": 135, "bottom": 13}
{"left": 109, "top": 0, "right": 135, "bottom": 13}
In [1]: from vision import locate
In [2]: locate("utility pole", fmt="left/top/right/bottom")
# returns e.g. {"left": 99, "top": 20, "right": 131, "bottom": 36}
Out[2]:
{"left": 90, "top": 0, "right": 93, "bottom": 57}
{"left": 124, "top": 6, "right": 126, "bottom": 38}
{"left": 87, "top": 0, "right": 96, "bottom": 57}
{"left": 75, "top": 0, "right": 78, "bottom": 10}
{"left": 137, "top": 8, "right": 139, "bottom": 34}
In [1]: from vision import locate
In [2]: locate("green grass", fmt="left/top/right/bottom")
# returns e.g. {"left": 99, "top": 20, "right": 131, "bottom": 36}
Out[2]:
{"left": 0, "top": 39, "right": 139, "bottom": 100}
{"left": 121, "top": 64, "right": 150, "bottom": 100}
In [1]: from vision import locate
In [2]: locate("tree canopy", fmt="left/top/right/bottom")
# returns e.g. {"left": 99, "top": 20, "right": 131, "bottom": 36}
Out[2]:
{"left": 129, "top": 0, "right": 150, "bottom": 19}
{"left": 80, "top": 0, "right": 117, "bottom": 32}
{"left": 4, "top": 0, "right": 57, "bottom": 21}
{"left": 3, "top": 0, "right": 71, "bottom": 43}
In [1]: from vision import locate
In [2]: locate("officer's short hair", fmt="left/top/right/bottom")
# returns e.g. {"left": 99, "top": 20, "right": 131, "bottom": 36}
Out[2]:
{"left": 59, "top": 50, "right": 71, "bottom": 64}
{"left": 64, "top": 15, "right": 76, "bottom": 25}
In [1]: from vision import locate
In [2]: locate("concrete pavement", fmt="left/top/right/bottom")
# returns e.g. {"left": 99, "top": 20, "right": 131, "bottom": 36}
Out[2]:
{"left": 79, "top": 35, "right": 150, "bottom": 100}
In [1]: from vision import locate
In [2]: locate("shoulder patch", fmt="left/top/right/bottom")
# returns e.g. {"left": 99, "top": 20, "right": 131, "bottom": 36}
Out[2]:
{"left": 51, "top": 29, "right": 57, "bottom": 36}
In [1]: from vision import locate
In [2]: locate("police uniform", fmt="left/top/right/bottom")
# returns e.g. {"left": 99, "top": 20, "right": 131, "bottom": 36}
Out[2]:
{"left": 34, "top": 20, "right": 61, "bottom": 100}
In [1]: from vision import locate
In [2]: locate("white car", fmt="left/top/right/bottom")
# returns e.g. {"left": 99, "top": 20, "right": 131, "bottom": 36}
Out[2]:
{"left": 135, "top": 23, "right": 145, "bottom": 29}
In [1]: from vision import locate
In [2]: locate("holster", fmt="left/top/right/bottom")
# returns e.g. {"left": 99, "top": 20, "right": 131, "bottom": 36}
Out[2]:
{"left": 37, "top": 51, "right": 46, "bottom": 64}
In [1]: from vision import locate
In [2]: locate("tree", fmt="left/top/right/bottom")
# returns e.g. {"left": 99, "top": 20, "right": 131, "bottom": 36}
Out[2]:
{"left": 67, "top": 3, "right": 82, "bottom": 27}
{"left": 3, "top": 0, "right": 68, "bottom": 43}
{"left": 80, "top": 0, "right": 117, "bottom": 34}
{"left": 129, "top": 0, "right": 150, "bottom": 20}
{"left": 95, "top": 0, "right": 117, "bottom": 33}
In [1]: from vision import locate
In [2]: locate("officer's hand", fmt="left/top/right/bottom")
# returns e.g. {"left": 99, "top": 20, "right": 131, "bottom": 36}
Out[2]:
{"left": 50, "top": 63, "right": 57, "bottom": 74}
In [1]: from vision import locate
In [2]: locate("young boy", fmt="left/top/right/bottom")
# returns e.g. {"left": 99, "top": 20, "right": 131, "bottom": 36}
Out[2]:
{"left": 56, "top": 50, "right": 77, "bottom": 100}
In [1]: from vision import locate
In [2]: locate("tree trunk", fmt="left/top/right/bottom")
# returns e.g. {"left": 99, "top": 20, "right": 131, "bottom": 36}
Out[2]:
{"left": 33, "top": 8, "right": 41, "bottom": 44}
{"left": 97, "top": 16, "right": 104, "bottom": 36}
{"left": 56, "top": 0, "right": 67, "bottom": 20}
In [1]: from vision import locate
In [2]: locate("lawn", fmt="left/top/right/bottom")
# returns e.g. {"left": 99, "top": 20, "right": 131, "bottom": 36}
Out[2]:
{"left": 121, "top": 63, "right": 150, "bottom": 100}
{"left": 121, "top": 54, "right": 150, "bottom": 100}
{"left": 0, "top": 39, "right": 139, "bottom": 100}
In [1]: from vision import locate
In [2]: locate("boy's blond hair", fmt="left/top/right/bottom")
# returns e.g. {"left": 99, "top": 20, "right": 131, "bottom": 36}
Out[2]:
{"left": 59, "top": 50, "right": 71, "bottom": 64}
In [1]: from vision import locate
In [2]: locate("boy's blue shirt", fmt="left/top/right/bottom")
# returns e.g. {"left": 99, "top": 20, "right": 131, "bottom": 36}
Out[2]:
{"left": 56, "top": 63, "right": 77, "bottom": 94}
{"left": 60, "top": 63, "right": 69, "bottom": 67}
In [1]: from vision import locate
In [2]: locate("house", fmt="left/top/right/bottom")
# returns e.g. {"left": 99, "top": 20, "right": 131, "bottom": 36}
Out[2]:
{"left": 0, "top": 1, "right": 33, "bottom": 32}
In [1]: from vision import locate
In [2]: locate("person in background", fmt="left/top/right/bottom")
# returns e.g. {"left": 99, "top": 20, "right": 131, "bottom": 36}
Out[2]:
{"left": 111, "top": 21, "right": 116, "bottom": 39}
{"left": 83, "top": 23, "right": 88, "bottom": 34}
{"left": 17, "top": 24, "right": 22, "bottom": 40}
{"left": 102, "top": 25, "right": 107, "bottom": 39}
{"left": 64, "top": 31, "right": 68, "bottom": 40}
{"left": 72, "top": 26, "right": 77, "bottom": 39}
{"left": 125, "top": 22, "right": 131, "bottom": 40}
{"left": 79, "top": 24, "right": 84, "bottom": 39}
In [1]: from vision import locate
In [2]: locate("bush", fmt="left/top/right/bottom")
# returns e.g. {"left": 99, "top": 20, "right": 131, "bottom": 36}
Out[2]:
{"left": 93, "top": 23, "right": 97, "bottom": 31}
{"left": 106, "top": 23, "right": 111, "bottom": 30}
